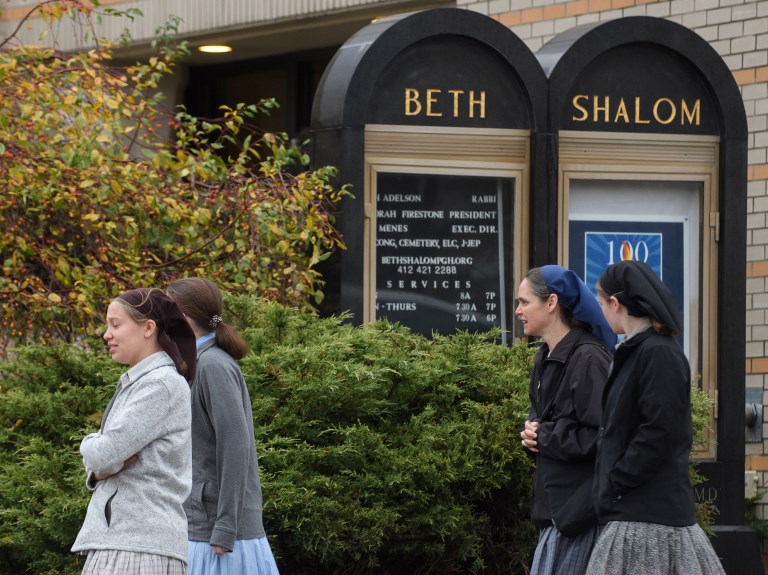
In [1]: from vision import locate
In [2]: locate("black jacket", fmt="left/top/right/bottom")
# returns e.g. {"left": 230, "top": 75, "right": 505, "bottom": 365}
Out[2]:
{"left": 527, "top": 327, "right": 612, "bottom": 526}
{"left": 593, "top": 327, "right": 696, "bottom": 526}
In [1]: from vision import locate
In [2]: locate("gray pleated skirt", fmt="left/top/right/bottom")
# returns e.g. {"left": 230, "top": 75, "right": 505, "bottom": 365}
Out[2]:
{"left": 585, "top": 521, "right": 725, "bottom": 575}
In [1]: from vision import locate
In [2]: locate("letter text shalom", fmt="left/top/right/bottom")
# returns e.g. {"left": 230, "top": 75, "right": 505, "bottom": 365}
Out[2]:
{"left": 570, "top": 94, "right": 701, "bottom": 126}
{"left": 404, "top": 88, "right": 486, "bottom": 119}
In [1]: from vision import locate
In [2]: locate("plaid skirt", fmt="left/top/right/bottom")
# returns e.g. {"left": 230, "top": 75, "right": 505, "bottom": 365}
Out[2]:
{"left": 530, "top": 524, "right": 601, "bottom": 575}
{"left": 585, "top": 521, "right": 725, "bottom": 575}
{"left": 81, "top": 550, "right": 186, "bottom": 575}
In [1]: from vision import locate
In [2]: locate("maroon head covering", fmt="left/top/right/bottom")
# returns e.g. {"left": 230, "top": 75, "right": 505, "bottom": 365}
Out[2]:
{"left": 115, "top": 288, "right": 197, "bottom": 382}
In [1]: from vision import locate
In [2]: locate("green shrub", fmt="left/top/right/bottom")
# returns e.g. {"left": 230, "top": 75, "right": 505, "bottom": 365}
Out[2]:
{"left": 227, "top": 297, "right": 538, "bottom": 574}
{"left": 0, "top": 296, "right": 717, "bottom": 574}
{"left": 0, "top": 297, "right": 537, "bottom": 574}
{"left": 0, "top": 344, "right": 121, "bottom": 575}
{"left": 690, "top": 378, "right": 719, "bottom": 531}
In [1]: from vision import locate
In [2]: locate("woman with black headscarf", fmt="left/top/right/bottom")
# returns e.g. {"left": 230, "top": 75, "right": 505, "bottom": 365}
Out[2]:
{"left": 517, "top": 265, "right": 615, "bottom": 575}
{"left": 587, "top": 260, "right": 724, "bottom": 575}
{"left": 72, "top": 288, "right": 197, "bottom": 574}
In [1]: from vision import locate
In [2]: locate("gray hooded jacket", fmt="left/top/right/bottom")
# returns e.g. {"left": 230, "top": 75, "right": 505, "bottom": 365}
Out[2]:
{"left": 71, "top": 352, "right": 192, "bottom": 562}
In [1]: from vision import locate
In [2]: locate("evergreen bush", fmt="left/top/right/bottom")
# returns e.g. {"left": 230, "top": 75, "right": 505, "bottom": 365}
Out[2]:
{"left": 227, "top": 297, "right": 538, "bottom": 574}
{"left": 0, "top": 297, "right": 537, "bottom": 574}
{"left": 0, "top": 343, "right": 121, "bottom": 574}
{"left": 0, "top": 295, "right": 716, "bottom": 574}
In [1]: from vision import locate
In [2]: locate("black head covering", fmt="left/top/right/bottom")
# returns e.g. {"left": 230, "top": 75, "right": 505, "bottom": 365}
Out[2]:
{"left": 116, "top": 288, "right": 197, "bottom": 382}
{"left": 598, "top": 260, "right": 681, "bottom": 333}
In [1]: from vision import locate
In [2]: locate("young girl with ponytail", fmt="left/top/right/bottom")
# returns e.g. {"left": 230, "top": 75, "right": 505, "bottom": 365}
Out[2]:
{"left": 168, "top": 278, "right": 279, "bottom": 575}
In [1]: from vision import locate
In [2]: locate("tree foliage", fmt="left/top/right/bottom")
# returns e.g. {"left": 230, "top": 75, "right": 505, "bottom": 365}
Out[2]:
{"left": 0, "top": 1, "right": 349, "bottom": 353}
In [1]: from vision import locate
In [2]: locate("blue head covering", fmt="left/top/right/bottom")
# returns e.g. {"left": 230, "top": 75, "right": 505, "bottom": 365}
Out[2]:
{"left": 540, "top": 265, "right": 617, "bottom": 351}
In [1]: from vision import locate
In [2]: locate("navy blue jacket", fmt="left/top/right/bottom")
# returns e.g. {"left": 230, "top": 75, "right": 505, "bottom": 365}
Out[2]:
{"left": 593, "top": 327, "right": 696, "bottom": 526}
{"left": 527, "top": 327, "right": 612, "bottom": 526}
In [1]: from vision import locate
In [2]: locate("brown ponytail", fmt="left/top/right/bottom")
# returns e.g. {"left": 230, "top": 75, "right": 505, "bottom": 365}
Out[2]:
{"left": 167, "top": 278, "right": 249, "bottom": 360}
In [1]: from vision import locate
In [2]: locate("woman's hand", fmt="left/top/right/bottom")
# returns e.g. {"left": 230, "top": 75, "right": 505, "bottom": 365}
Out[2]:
{"left": 212, "top": 544, "right": 230, "bottom": 556}
{"left": 521, "top": 420, "right": 540, "bottom": 452}
{"left": 93, "top": 454, "right": 139, "bottom": 481}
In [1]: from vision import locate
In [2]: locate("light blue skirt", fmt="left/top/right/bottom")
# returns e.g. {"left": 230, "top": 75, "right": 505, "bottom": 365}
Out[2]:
{"left": 188, "top": 538, "right": 279, "bottom": 575}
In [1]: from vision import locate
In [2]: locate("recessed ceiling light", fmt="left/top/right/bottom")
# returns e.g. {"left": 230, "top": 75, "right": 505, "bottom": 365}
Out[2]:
{"left": 198, "top": 45, "right": 232, "bottom": 54}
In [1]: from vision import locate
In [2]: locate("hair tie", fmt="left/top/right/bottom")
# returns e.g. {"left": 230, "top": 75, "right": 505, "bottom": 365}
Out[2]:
{"left": 209, "top": 315, "right": 223, "bottom": 329}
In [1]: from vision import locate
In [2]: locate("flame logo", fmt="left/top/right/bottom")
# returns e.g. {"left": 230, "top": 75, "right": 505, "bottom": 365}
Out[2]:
{"left": 620, "top": 240, "right": 633, "bottom": 261}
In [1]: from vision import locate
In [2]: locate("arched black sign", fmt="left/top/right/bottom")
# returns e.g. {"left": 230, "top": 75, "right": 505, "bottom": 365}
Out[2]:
{"left": 310, "top": 8, "right": 547, "bottom": 330}
{"left": 539, "top": 17, "right": 751, "bottom": 571}
{"left": 310, "top": 12, "right": 754, "bottom": 570}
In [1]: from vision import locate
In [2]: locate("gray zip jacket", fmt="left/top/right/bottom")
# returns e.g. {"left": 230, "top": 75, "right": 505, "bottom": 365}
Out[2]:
{"left": 185, "top": 339, "right": 266, "bottom": 550}
{"left": 71, "top": 352, "right": 192, "bottom": 562}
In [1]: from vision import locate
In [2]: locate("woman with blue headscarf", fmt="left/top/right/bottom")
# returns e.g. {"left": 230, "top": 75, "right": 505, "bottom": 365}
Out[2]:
{"left": 517, "top": 266, "right": 616, "bottom": 575}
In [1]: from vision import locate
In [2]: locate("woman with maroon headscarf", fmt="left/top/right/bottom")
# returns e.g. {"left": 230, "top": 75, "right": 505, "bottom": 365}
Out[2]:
{"left": 72, "top": 288, "right": 197, "bottom": 575}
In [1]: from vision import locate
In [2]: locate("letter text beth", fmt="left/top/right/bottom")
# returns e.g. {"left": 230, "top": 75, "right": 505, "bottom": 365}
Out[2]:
{"left": 404, "top": 88, "right": 486, "bottom": 119}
